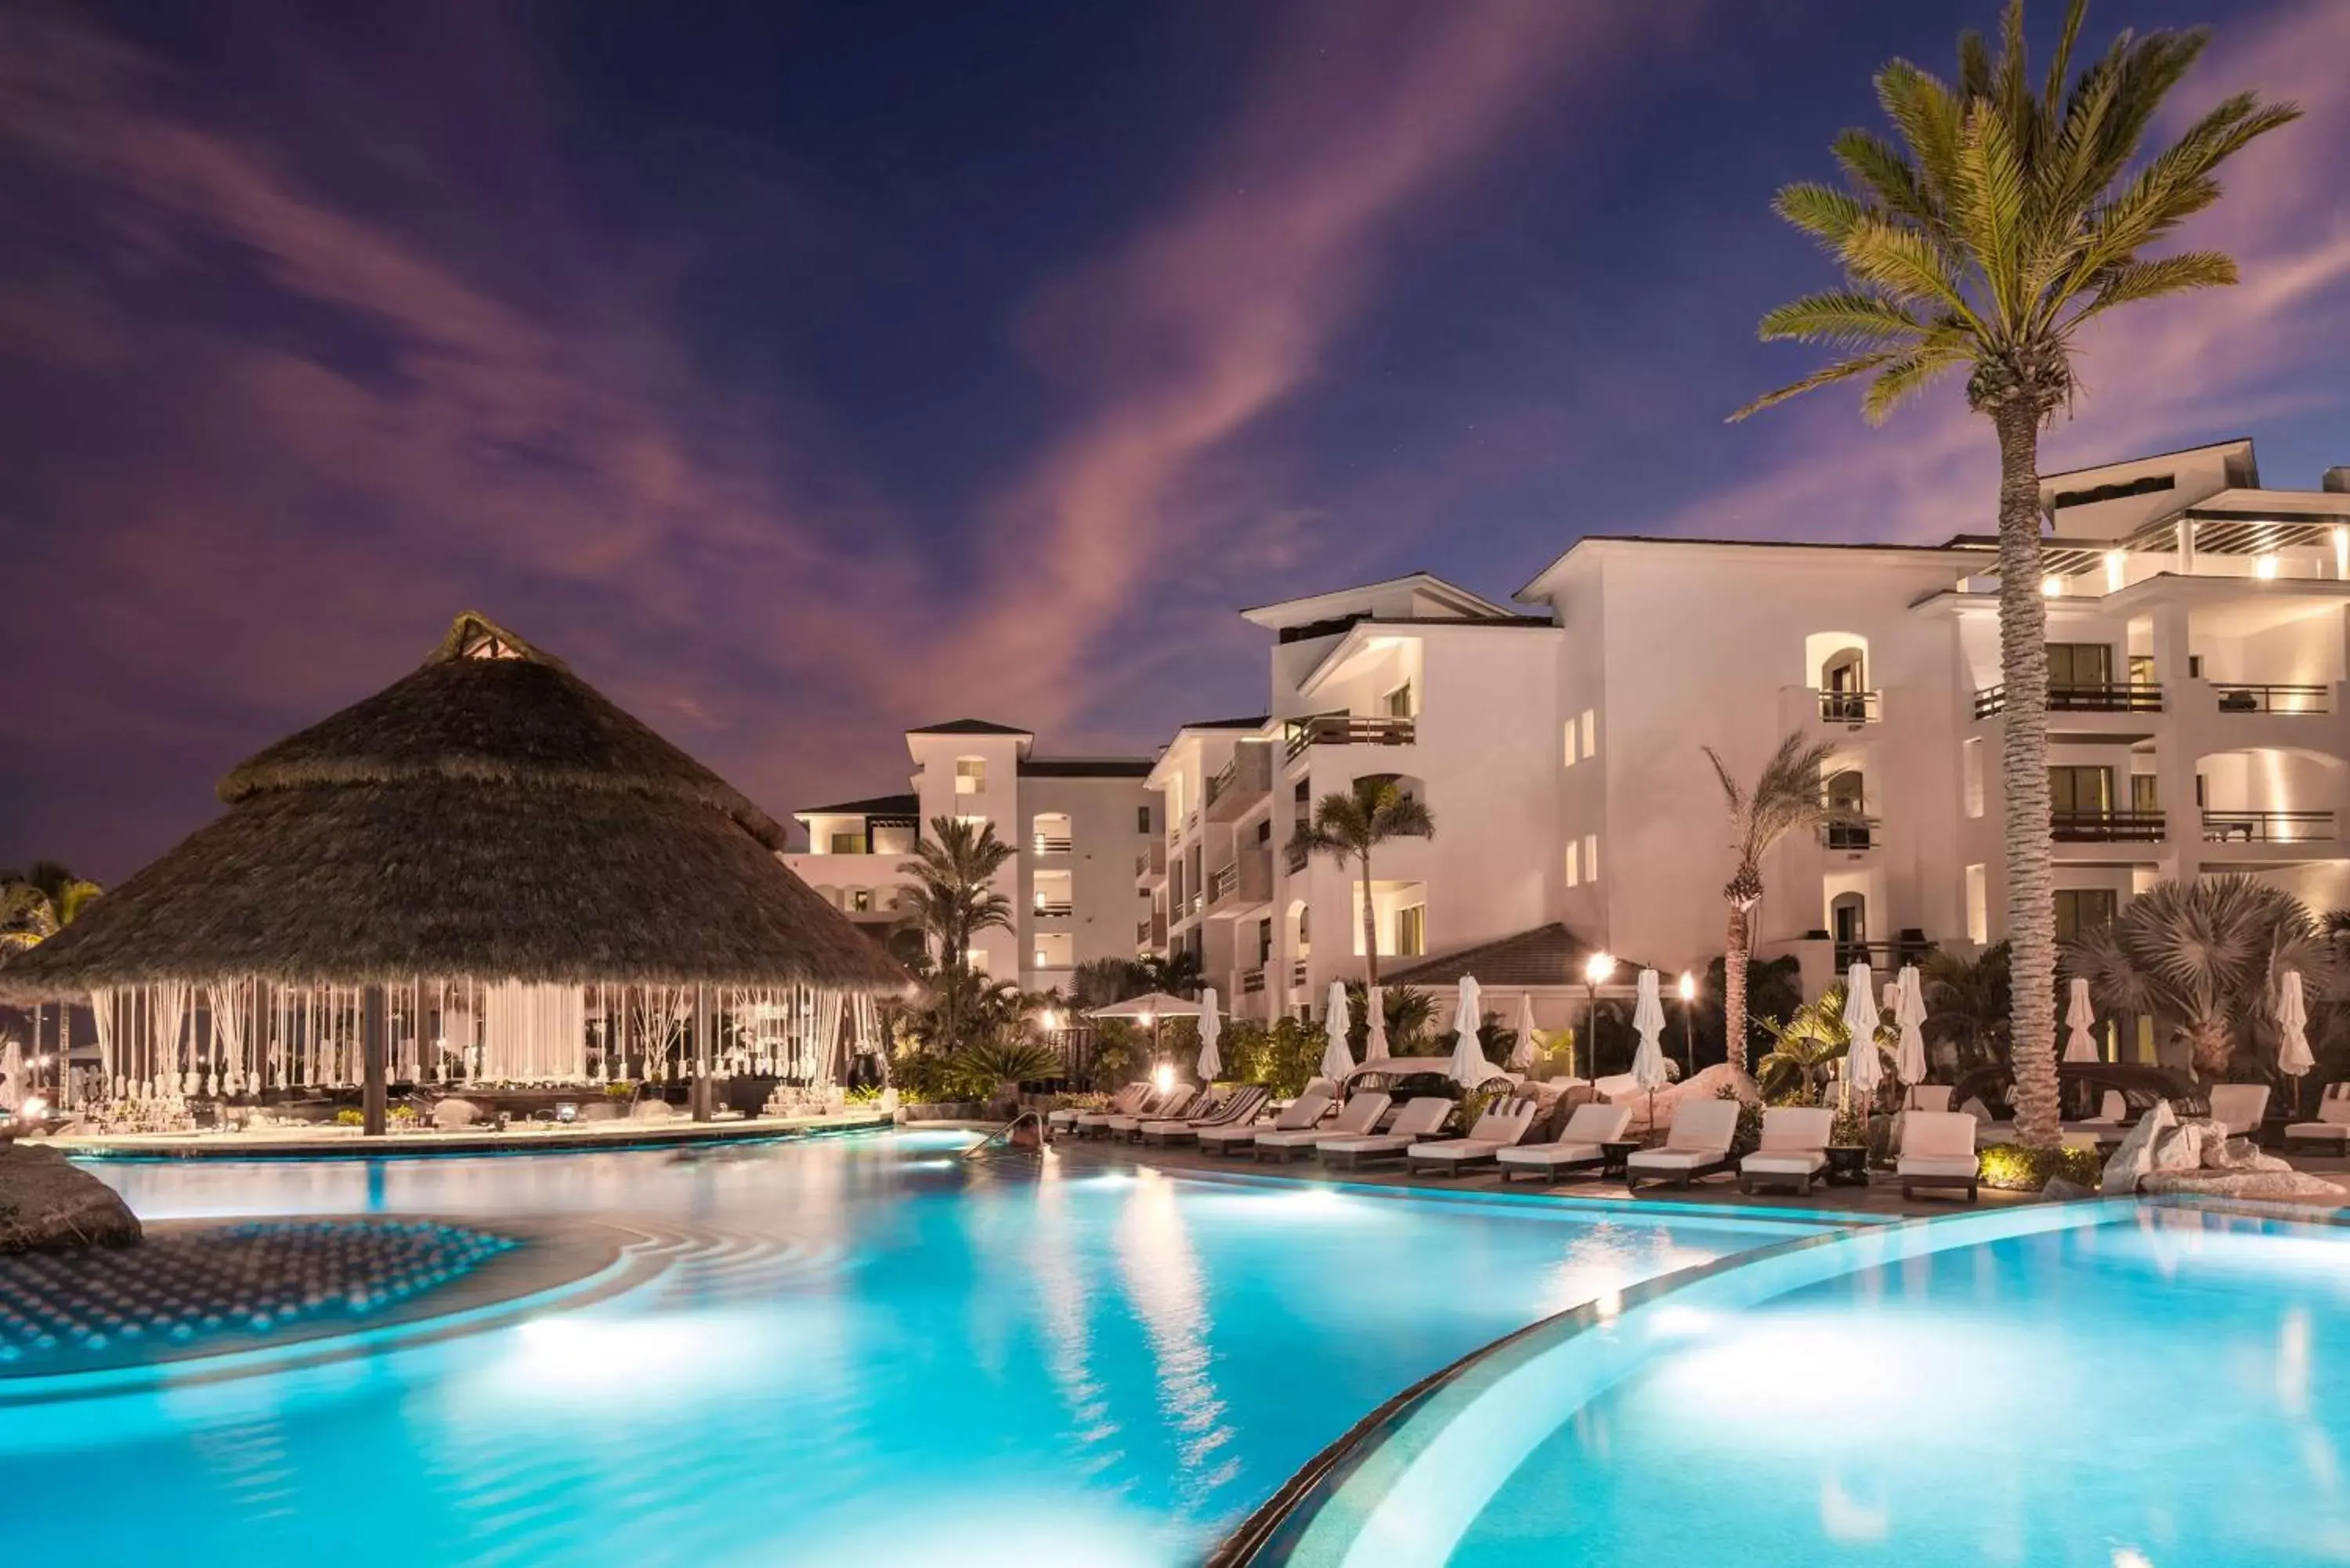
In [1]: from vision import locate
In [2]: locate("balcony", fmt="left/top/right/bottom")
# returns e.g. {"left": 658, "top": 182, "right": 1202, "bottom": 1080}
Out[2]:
{"left": 2052, "top": 809, "right": 2167, "bottom": 844}
{"left": 1206, "top": 847, "right": 1273, "bottom": 912}
{"left": 1134, "top": 840, "right": 1167, "bottom": 883}
{"left": 1290, "top": 959, "right": 1309, "bottom": 988}
{"left": 1241, "top": 967, "right": 1266, "bottom": 995}
{"left": 1815, "top": 689, "right": 1882, "bottom": 725}
{"left": 1819, "top": 818, "right": 1882, "bottom": 852}
{"left": 1832, "top": 937, "right": 1935, "bottom": 974}
{"left": 2212, "top": 684, "right": 2331, "bottom": 715}
{"left": 2202, "top": 810, "right": 2337, "bottom": 844}
{"left": 1974, "top": 683, "right": 2162, "bottom": 719}
{"left": 1207, "top": 742, "right": 1274, "bottom": 821}
{"left": 1285, "top": 840, "right": 1310, "bottom": 875}
{"left": 1284, "top": 714, "right": 1415, "bottom": 760}
{"left": 1031, "top": 899, "right": 1073, "bottom": 919}
{"left": 1032, "top": 833, "right": 1073, "bottom": 855}
{"left": 1209, "top": 860, "right": 1239, "bottom": 906}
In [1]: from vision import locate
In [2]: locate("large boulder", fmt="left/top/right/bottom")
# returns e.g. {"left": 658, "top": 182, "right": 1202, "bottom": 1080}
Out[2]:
{"left": 2138, "top": 1169, "right": 2348, "bottom": 1202}
{"left": 0, "top": 1143, "right": 143, "bottom": 1253}
{"left": 1621, "top": 1064, "right": 1759, "bottom": 1135}
{"left": 2101, "top": 1100, "right": 2177, "bottom": 1195}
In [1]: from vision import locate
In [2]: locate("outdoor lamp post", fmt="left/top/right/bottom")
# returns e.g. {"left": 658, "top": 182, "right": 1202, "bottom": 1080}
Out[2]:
{"left": 1677, "top": 970, "right": 1697, "bottom": 1078}
{"left": 1582, "top": 952, "right": 1615, "bottom": 1082}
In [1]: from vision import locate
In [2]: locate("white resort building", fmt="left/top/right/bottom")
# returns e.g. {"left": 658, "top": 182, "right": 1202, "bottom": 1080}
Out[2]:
{"left": 789, "top": 439, "right": 2350, "bottom": 1045}
{"left": 783, "top": 720, "right": 1154, "bottom": 994}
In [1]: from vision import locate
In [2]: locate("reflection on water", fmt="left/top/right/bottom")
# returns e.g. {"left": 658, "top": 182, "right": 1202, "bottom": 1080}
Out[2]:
{"left": 1454, "top": 1207, "right": 2350, "bottom": 1568}
{"left": 24, "top": 1136, "right": 1812, "bottom": 1566}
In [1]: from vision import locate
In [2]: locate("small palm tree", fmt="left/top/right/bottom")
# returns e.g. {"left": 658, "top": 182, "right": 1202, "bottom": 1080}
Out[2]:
{"left": 1756, "top": 983, "right": 1896, "bottom": 1106}
{"left": 1139, "top": 949, "right": 1203, "bottom": 1000}
{"left": 1734, "top": 0, "right": 2299, "bottom": 1148}
{"left": 0, "top": 864, "right": 103, "bottom": 954}
{"left": 1920, "top": 941, "right": 2013, "bottom": 1073}
{"left": 899, "top": 816, "right": 1015, "bottom": 1052}
{"left": 2066, "top": 876, "right": 2329, "bottom": 1078}
{"left": 1289, "top": 776, "right": 1434, "bottom": 988}
{"left": 1705, "top": 733, "right": 1841, "bottom": 1072}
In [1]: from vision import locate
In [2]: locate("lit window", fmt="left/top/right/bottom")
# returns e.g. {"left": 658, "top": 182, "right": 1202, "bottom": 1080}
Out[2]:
{"left": 1961, "top": 738, "right": 1984, "bottom": 818}
{"left": 1563, "top": 723, "right": 1577, "bottom": 768}
{"left": 1581, "top": 709, "right": 1596, "bottom": 759}
{"left": 955, "top": 757, "right": 986, "bottom": 795}
{"left": 1385, "top": 681, "right": 1415, "bottom": 719}
{"left": 850, "top": 889, "right": 873, "bottom": 912}
{"left": 2254, "top": 552, "right": 2280, "bottom": 580}
{"left": 1565, "top": 840, "right": 1580, "bottom": 887}
{"left": 827, "top": 832, "right": 866, "bottom": 854}
{"left": 1965, "top": 865, "right": 1988, "bottom": 945}
{"left": 1396, "top": 905, "right": 1426, "bottom": 957}
{"left": 1584, "top": 833, "right": 1599, "bottom": 883}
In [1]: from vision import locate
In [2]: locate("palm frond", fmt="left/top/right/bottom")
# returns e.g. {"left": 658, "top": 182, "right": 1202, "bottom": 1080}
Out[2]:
{"left": 1757, "top": 288, "right": 1928, "bottom": 350}
{"left": 1728, "top": 351, "right": 1900, "bottom": 422}
{"left": 2066, "top": 250, "right": 2238, "bottom": 327}
{"left": 1861, "top": 344, "right": 1969, "bottom": 424}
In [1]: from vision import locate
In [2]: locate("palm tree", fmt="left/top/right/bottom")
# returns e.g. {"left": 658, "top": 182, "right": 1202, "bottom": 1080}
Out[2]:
{"left": 1920, "top": 941, "right": 2013, "bottom": 1074}
{"left": 0, "top": 863, "right": 103, "bottom": 954}
{"left": 1705, "top": 733, "right": 1841, "bottom": 1073}
{"left": 1288, "top": 775, "right": 1434, "bottom": 988}
{"left": 1733, "top": 1, "right": 2299, "bottom": 1147}
{"left": 1138, "top": 948, "right": 1204, "bottom": 1000}
{"left": 898, "top": 816, "right": 1015, "bottom": 1052}
{"left": 2066, "top": 876, "right": 2330, "bottom": 1078}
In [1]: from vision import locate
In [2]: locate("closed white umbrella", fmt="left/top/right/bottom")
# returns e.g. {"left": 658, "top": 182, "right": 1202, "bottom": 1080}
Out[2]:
{"left": 2063, "top": 976, "right": 2100, "bottom": 1064}
{"left": 1365, "top": 984, "right": 1390, "bottom": 1060}
{"left": 2279, "top": 969, "right": 2315, "bottom": 1081}
{"left": 1195, "top": 988, "right": 1223, "bottom": 1082}
{"left": 1447, "top": 974, "right": 1488, "bottom": 1087}
{"left": 1841, "top": 962, "right": 1883, "bottom": 1107}
{"left": 1631, "top": 969, "right": 1670, "bottom": 1133}
{"left": 1319, "top": 981, "right": 1354, "bottom": 1082}
{"left": 1508, "top": 992, "right": 1538, "bottom": 1071}
{"left": 1893, "top": 963, "right": 1929, "bottom": 1100}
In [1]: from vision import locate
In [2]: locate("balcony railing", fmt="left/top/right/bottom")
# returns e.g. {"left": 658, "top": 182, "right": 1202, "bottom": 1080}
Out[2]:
{"left": 1137, "top": 917, "right": 1152, "bottom": 943}
{"left": 1032, "top": 833, "right": 1073, "bottom": 855}
{"left": 1135, "top": 844, "right": 1167, "bottom": 879}
{"left": 1817, "top": 689, "right": 1882, "bottom": 724}
{"left": 1975, "top": 683, "right": 2163, "bottom": 719}
{"left": 1285, "top": 840, "right": 1310, "bottom": 874}
{"left": 1832, "top": 938, "right": 1934, "bottom": 974}
{"left": 2052, "top": 809, "right": 2167, "bottom": 844}
{"left": 2213, "top": 684, "right": 2331, "bottom": 715}
{"left": 1284, "top": 714, "right": 1415, "bottom": 759}
{"left": 1032, "top": 899, "right": 1073, "bottom": 919}
{"left": 1209, "top": 862, "right": 1238, "bottom": 906}
{"left": 2202, "top": 810, "right": 2338, "bottom": 844}
{"left": 1241, "top": 967, "right": 1266, "bottom": 994}
{"left": 1819, "top": 818, "right": 1882, "bottom": 851}
{"left": 1290, "top": 959, "right": 1309, "bottom": 988}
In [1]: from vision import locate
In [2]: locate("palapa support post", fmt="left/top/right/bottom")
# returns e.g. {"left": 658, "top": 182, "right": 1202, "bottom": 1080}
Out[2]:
{"left": 691, "top": 982, "right": 714, "bottom": 1122}
{"left": 361, "top": 983, "right": 389, "bottom": 1136}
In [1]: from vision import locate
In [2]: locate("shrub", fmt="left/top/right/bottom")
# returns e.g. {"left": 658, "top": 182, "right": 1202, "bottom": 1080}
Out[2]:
{"left": 843, "top": 1082, "right": 883, "bottom": 1105}
{"left": 603, "top": 1081, "right": 638, "bottom": 1100}
{"left": 1978, "top": 1142, "right": 2102, "bottom": 1193}
{"left": 891, "top": 1046, "right": 960, "bottom": 1104}
{"left": 947, "top": 1040, "right": 1062, "bottom": 1100}
{"left": 1717, "top": 1086, "right": 1765, "bottom": 1160}
{"left": 333, "top": 1108, "right": 365, "bottom": 1127}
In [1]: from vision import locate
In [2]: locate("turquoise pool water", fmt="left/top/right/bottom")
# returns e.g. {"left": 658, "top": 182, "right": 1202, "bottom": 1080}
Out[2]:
{"left": 13, "top": 1132, "right": 1817, "bottom": 1566}
{"left": 1270, "top": 1201, "right": 2350, "bottom": 1568}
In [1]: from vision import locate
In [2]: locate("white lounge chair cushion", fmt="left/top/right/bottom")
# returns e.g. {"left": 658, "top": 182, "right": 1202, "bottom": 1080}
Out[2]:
{"left": 1900, "top": 1111, "right": 1979, "bottom": 1162}
{"left": 2208, "top": 1083, "right": 2270, "bottom": 1134}
{"left": 1554, "top": 1103, "right": 1632, "bottom": 1144}
{"left": 1898, "top": 1154, "right": 1980, "bottom": 1179}
{"left": 2286, "top": 1120, "right": 2350, "bottom": 1141}
{"left": 1320, "top": 1097, "right": 1452, "bottom": 1153}
{"left": 1195, "top": 1123, "right": 1264, "bottom": 1145}
{"left": 1253, "top": 1095, "right": 1389, "bottom": 1148}
{"left": 1318, "top": 1134, "right": 1418, "bottom": 1157}
{"left": 1656, "top": 1099, "right": 1739, "bottom": 1154}
{"left": 1741, "top": 1150, "right": 1827, "bottom": 1176}
{"left": 1628, "top": 1147, "right": 1721, "bottom": 1172}
{"left": 1138, "top": 1120, "right": 1198, "bottom": 1136}
{"left": 1408, "top": 1138, "right": 1509, "bottom": 1162}
{"left": 1497, "top": 1140, "right": 1605, "bottom": 1168}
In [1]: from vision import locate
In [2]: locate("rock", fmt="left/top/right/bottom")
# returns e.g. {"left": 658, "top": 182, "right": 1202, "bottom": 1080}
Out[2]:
{"left": 2204, "top": 1137, "right": 2290, "bottom": 1172}
{"left": 2138, "top": 1169, "right": 2348, "bottom": 1202}
{"left": 2041, "top": 1177, "right": 2098, "bottom": 1202}
{"left": 0, "top": 1143, "right": 143, "bottom": 1253}
{"left": 431, "top": 1097, "right": 480, "bottom": 1130}
{"left": 2102, "top": 1100, "right": 2177, "bottom": 1195}
{"left": 2151, "top": 1127, "right": 2197, "bottom": 1172}
{"left": 631, "top": 1098, "right": 682, "bottom": 1122}
{"left": 1621, "top": 1064, "right": 1758, "bottom": 1135}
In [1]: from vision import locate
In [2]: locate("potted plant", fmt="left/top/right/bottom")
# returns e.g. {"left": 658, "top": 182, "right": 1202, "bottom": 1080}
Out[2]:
{"left": 1825, "top": 1102, "right": 1871, "bottom": 1186}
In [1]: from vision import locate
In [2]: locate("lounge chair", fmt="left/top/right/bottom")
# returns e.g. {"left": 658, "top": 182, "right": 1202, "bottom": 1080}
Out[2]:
{"left": 2207, "top": 1082, "right": 2271, "bottom": 1137}
{"left": 1250, "top": 1091, "right": 1389, "bottom": 1162}
{"left": 2284, "top": 1083, "right": 2350, "bottom": 1152}
{"left": 1140, "top": 1085, "right": 1268, "bottom": 1145}
{"left": 1197, "top": 1089, "right": 1330, "bottom": 1155}
{"left": 1318, "top": 1097, "right": 1455, "bottom": 1169}
{"left": 1405, "top": 1098, "right": 1542, "bottom": 1176}
{"left": 1625, "top": 1099, "right": 1740, "bottom": 1191}
{"left": 1908, "top": 1085, "right": 1953, "bottom": 1113}
{"left": 1495, "top": 1102, "right": 1633, "bottom": 1183}
{"left": 1896, "top": 1110, "right": 1981, "bottom": 1202}
{"left": 1107, "top": 1086, "right": 1211, "bottom": 1142}
{"left": 1068, "top": 1083, "right": 1153, "bottom": 1138}
{"left": 1737, "top": 1106, "right": 1835, "bottom": 1195}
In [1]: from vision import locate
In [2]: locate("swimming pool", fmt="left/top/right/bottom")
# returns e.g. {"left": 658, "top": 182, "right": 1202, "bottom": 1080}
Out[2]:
{"left": 16, "top": 1131, "right": 1818, "bottom": 1566}
{"left": 1257, "top": 1200, "right": 2350, "bottom": 1567}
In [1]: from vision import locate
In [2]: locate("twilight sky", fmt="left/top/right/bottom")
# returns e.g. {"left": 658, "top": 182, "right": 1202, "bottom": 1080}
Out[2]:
{"left": 3, "top": 0, "right": 2345, "bottom": 880}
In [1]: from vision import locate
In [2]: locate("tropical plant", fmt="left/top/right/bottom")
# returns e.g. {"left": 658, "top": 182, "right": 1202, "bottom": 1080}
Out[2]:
{"left": 1341, "top": 981, "right": 1437, "bottom": 1054}
{"left": 946, "top": 1039, "right": 1062, "bottom": 1110}
{"left": 1704, "top": 733, "right": 1842, "bottom": 1072}
{"left": 898, "top": 816, "right": 1015, "bottom": 1052}
{"left": 1220, "top": 1017, "right": 1322, "bottom": 1097}
{"left": 1288, "top": 775, "right": 1434, "bottom": 988}
{"left": 1921, "top": 941, "right": 2014, "bottom": 1072}
{"left": 1755, "top": 982, "right": 1893, "bottom": 1105}
{"left": 1734, "top": 0, "right": 2299, "bottom": 1148}
{"left": 0, "top": 862, "right": 103, "bottom": 953}
{"left": 2065, "top": 875, "right": 2329, "bottom": 1078}
{"left": 1694, "top": 953, "right": 1806, "bottom": 1069}
{"left": 1137, "top": 948, "right": 1204, "bottom": 1000}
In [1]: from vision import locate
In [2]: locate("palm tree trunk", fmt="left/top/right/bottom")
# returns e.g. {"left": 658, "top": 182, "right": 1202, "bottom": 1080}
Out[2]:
{"left": 1359, "top": 854, "right": 1380, "bottom": 988}
{"left": 1995, "top": 400, "right": 2059, "bottom": 1151}
{"left": 1724, "top": 901, "right": 1751, "bottom": 1073}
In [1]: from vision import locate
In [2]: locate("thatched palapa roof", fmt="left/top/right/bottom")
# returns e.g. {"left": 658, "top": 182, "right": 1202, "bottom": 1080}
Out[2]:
{"left": 2, "top": 613, "right": 910, "bottom": 998}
